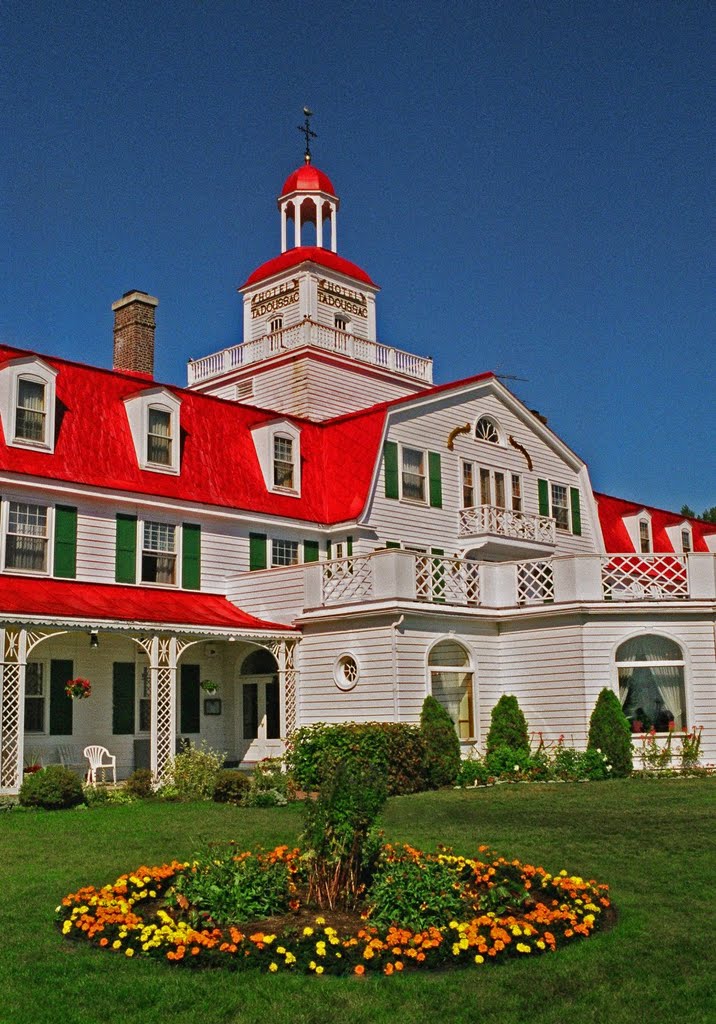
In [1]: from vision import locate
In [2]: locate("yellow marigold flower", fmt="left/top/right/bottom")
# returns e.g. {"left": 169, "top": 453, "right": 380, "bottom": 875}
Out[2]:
{"left": 536, "top": 940, "right": 546, "bottom": 950}
{"left": 511, "top": 926, "right": 522, "bottom": 936}
{"left": 125, "top": 948, "right": 134, "bottom": 957}
{"left": 269, "top": 963, "right": 278, "bottom": 973}
{"left": 315, "top": 966, "right": 324, "bottom": 975}
{"left": 309, "top": 961, "right": 317, "bottom": 970}
{"left": 303, "top": 927, "right": 314, "bottom": 937}
{"left": 62, "top": 922, "right": 72, "bottom": 935}
{"left": 112, "top": 940, "right": 122, "bottom": 950}
{"left": 315, "top": 916, "right": 326, "bottom": 925}
{"left": 474, "top": 955, "right": 484, "bottom": 964}
{"left": 516, "top": 943, "right": 531, "bottom": 953}
{"left": 285, "top": 952, "right": 296, "bottom": 964}
{"left": 449, "top": 920, "right": 459, "bottom": 930}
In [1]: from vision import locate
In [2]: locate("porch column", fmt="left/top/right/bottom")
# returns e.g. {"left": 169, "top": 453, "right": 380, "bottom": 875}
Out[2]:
{"left": 269, "top": 637, "right": 299, "bottom": 737}
{"left": 135, "top": 635, "right": 192, "bottom": 782}
{"left": 0, "top": 627, "right": 26, "bottom": 795}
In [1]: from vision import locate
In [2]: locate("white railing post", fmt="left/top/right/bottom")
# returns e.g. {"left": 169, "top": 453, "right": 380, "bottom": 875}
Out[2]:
{"left": 479, "top": 562, "right": 518, "bottom": 607}
{"left": 373, "top": 548, "right": 418, "bottom": 601}
{"left": 686, "top": 553, "right": 716, "bottom": 599}
{"left": 552, "top": 555, "right": 603, "bottom": 602}
{"left": 304, "top": 563, "right": 323, "bottom": 608}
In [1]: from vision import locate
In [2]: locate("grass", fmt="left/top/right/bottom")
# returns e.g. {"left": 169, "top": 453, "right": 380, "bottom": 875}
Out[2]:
{"left": 0, "top": 779, "right": 714, "bottom": 1024}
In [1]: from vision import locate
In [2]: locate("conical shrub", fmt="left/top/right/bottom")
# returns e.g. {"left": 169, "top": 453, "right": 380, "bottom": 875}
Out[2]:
{"left": 587, "top": 688, "right": 633, "bottom": 777}
{"left": 420, "top": 695, "right": 461, "bottom": 788}
{"left": 486, "top": 694, "right": 529, "bottom": 755}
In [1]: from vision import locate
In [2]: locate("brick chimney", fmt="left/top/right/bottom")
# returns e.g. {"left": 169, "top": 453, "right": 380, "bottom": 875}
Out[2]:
{"left": 112, "top": 290, "right": 159, "bottom": 377}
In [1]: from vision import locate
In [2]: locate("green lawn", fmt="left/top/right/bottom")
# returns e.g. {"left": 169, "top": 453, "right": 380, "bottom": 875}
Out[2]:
{"left": 1, "top": 779, "right": 714, "bottom": 1024}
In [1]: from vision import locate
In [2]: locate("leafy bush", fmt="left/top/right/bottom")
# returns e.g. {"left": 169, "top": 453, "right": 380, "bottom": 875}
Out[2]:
{"left": 367, "top": 848, "right": 467, "bottom": 929}
{"left": 456, "top": 757, "right": 493, "bottom": 787}
{"left": 286, "top": 722, "right": 426, "bottom": 796}
{"left": 125, "top": 768, "right": 154, "bottom": 799}
{"left": 486, "top": 695, "right": 529, "bottom": 755}
{"left": 213, "top": 770, "right": 251, "bottom": 805}
{"left": 485, "top": 744, "right": 533, "bottom": 777}
{"left": 245, "top": 789, "right": 288, "bottom": 807}
{"left": 161, "top": 742, "right": 226, "bottom": 800}
{"left": 19, "top": 765, "right": 85, "bottom": 810}
{"left": 587, "top": 688, "right": 633, "bottom": 777}
{"left": 420, "top": 695, "right": 461, "bottom": 788}
{"left": 84, "top": 784, "right": 136, "bottom": 807}
{"left": 301, "top": 762, "right": 386, "bottom": 910}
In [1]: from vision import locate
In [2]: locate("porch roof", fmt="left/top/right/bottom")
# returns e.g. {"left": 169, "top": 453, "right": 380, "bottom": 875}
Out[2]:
{"left": 0, "top": 575, "right": 294, "bottom": 633}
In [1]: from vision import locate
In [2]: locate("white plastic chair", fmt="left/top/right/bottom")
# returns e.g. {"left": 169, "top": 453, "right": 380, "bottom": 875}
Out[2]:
{"left": 83, "top": 745, "right": 117, "bottom": 784}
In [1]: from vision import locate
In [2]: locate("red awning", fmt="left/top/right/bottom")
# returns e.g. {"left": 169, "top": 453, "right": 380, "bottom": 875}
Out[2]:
{"left": 0, "top": 575, "right": 292, "bottom": 632}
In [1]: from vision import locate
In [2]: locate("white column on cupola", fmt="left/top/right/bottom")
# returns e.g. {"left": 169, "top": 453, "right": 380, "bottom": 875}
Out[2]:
{"left": 330, "top": 204, "right": 337, "bottom": 253}
{"left": 316, "top": 200, "right": 323, "bottom": 248}
{"left": 281, "top": 205, "right": 287, "bottom": 253}
{"left": 294, "top": 197, "right": 302, "bottom": 248}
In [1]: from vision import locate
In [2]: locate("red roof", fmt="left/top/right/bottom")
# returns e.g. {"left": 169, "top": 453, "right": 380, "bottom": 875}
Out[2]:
{"left": 281, "top": 164, "right": 336, "bottom": 196}
{"left": 0, "top": 344, "right": 387, "bottom": 526}
{"left": 595, "top": 492, "right": 716, "bottom": 553}
{"left": 241, "top": 246, "right": 376, "bottom": 289}
{"left": 0, "top": 575, "right": 292, "bottom": 631}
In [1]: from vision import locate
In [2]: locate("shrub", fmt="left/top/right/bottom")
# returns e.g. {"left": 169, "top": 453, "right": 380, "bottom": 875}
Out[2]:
{"left": 456, "top": 756, "right": 493, "bottom": 787}
{"left": 380, "top": 723, "right": 427, "bottom": 794}
{"left": 301, "top": 761, "right": 387, "bottom": 910}
{"left": 420, "top": 695, "right": 461, "bottom": 788}
{"left": 486, "top": 694, "right": 529, "bottom": 755}
{"left": 213, "top": 769, "right": 251, "bottom": 805}
{"left": 84, "top": 784, "right": 135, "bottom": 807}
{"left": 162, "top": 742, "right": 226, "bottom": 800}
{"left": 367, "top": 847, "right": 467, "bottom": 929}
{"left": 19, "top": 765, "right": 85, "bottom": 810}
{"left": 125, "top": 768, "right": 154, "bottom": 799}
{"left": 587, "top": 688, "right": 633, "bottom": 777}
{"left": 485, "top": 744, "right": 533, "bottom": 777}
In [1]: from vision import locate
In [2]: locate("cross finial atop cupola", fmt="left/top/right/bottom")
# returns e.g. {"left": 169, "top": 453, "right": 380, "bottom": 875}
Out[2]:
{"left": 298, "top": 107, "right": 317, "bottom": 165}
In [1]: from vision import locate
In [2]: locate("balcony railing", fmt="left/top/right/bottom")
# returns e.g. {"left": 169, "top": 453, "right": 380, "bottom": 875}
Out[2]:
{"left": 601, "top": 554, "right": 689, "bottom": 600}
{"left": 458, "top": 504, "right": 556, "bottom": 545}
{"left": 187, "top": 320, "right": 433, "bottom": 386}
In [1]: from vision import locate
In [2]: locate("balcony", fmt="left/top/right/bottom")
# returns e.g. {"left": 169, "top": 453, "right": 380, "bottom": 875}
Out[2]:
{"left": 226, "top": 550, "right": 716, "bottom": 624}
{"left": 187, "top": 320, "right": 433, "bottom": 387}
{"left": 458, "top": 504, "right": 556, "bottom": 559}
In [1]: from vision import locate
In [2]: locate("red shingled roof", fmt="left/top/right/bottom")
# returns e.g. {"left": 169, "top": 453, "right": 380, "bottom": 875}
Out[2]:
{"left": 241, "top": 247, "right": 376, "bottom": 289}
{"left": 0, "top": 575, "right": 292, "bottom": 630}
{"left": 595, "top": 492, "right": 716, "bottom": 553}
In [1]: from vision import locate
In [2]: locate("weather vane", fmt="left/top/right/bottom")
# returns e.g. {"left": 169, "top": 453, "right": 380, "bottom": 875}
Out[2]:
{"left": 298, "top": 107, "right": 317, "bottom": 164}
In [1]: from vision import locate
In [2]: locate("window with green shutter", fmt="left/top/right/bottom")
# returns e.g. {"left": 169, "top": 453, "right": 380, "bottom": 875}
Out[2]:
{"left": 53, "top": 505, "right": 77, "bottom": 579}
{"left": 304, "top": 540, "right": 319, "bottom": 562}
{"left": 49, "top": 659, "right": 73, "bottom": 736}
{"left": 115, "top": 514, "right": 137, "bottom": 583}
{"left": 428, "top": 451, "right": 442, "bottom": 508}
{"left": 383, "top": 441, "right": 399, "bottom": 499}
{"left": 181, "top": 523, "right": 201, "bottom": 589}
{"left": 112, "top": 662, "right": 135, "bottom": 735}
{"left": 570, "top": 487, "right": 582, "bottom": 536}
{"left": 249, "top": 533, "right": 267, "bottom": 571}
{"left": 180, "top": 664, "right": 201, "bottom": 734}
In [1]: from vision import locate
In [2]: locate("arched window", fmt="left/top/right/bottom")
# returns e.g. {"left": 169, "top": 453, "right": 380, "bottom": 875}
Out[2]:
{"left": 616, "top": 635, "right": 686, "bottom": 733}
{"left": 270, "top": 316, "right": 283, "bottom": 334}
{"left": 428, "top": 640, "right": 475, "bottom": 740}
{"left": 241, "top": 648, "right": 278, "bottom": 676}
{"left": 475, "top": 416, "right": 500, "bottom": 444}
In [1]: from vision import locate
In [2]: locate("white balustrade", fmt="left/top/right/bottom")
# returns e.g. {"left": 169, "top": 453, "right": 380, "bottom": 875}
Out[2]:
{"left": 187, "top": 320, "right": 433, "bottom": 386}
{"left": 415, "top": 554, "right": 481, "bottom": 607}
{"left": 459, "top": 505, "right": 556, "bottom": 545}
{"left": 321, "top": 557, "right": 374, "bottom": 604}
{"left": 516, "top": 560, "right": 555, "bottom": 604}
{"left": 601, "top": 555, "right": 689, "bottom": 600}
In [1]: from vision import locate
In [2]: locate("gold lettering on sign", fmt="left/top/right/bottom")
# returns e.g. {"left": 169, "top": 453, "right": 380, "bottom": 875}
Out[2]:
{"left": 317, "top": 279, "right": 368, "bottom": 318}
{"left": 251, "top": 279, "right": 299, "bottom": 319}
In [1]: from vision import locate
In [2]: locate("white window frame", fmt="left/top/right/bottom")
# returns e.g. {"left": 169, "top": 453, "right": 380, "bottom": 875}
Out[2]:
{"left": 474, "top": 415, "right": 502, "bottom": 445}
{"left": 639, "top": 518, "right": 652, "bottom": 554}
{"left": 146, "top": 405, "right": 174, "bottom": 469}
{"left": 0, "top": 356, "right": 58, "bottom": 453}
{"left": 334, "top": 314, "right": 350, "bottom": 332}
{"left": 269, "top": 316, "right": 283, "bottom": 333}
{"left": 400, "top": 444, "right": 427, "bottom": 504}
{"left": 124, "top": 388, "right": 181, "bottom": 475}
{"left": 271, "top": 538, "right": 300, "bottom": 567}
{"left": 250, "top": 420, "right": 302, "bottom": 497}
{"left": 550, "top": 482, "right": 571, "bottom": 533}
{"left": 461, "top": 461, "right": 521, "bottom": 511}
{"left": 139, "top": 519, "right": 179, "bottom": 587}
{"left": 272, "top": 433, "right": 296, "bottom": 491}
{"left": 24, "top": 660, "right": 48, "bottom": 734}
{"left": 2, "top": 498, "right": 53, "bottom": 575}
{"left": 427, "top": 638, "right": 476, "bottom": 742}
{"left": 680, "top": 528, "right": 692, "bottom": 554}
{"left": 615, "top": 633, "right": 688, "bottom": 733}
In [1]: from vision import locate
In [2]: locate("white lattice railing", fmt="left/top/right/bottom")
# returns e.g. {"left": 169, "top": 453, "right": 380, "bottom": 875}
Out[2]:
{"left": 415, "top": 555, "right": 481, "bottom": 607}
{"left": 321, "top": 557, "right": 375, "bottom": 604}
{"left": 458, "top": 505, "right": 556, "bottom": 545}
{"left": 601, "top": 555, "right": 689, "bottom": 600}
{"left": 187, "top": 320, "right": 433, "bottom": 386}
{"left": 516, "top": 560, "right": 555, "bottom": 605}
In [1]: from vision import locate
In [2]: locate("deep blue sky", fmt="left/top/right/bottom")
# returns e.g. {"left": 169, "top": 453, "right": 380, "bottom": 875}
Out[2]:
{"left": 1, "top": 1, "right": 713, "bottom": 514}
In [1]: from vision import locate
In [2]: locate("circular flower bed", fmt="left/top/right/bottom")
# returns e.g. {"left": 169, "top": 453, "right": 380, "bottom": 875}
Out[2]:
{"left": 56, "top": 844, "right": 611, "bottom": 975}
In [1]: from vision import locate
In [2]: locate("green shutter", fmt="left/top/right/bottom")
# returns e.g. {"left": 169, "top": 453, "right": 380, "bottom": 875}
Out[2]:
{"left": 428, "top": 451, "right": 443, "bottom": 508}
{"left": 53, "top": 505, "right": 77, "bottom": 579}
{"left": 49, "top": 659, "right": 74, "bottom": 736}
{"left": 385, "top": 541, "right": 401, "bottom": 549}
{"left": 570, "top": 487, "right": 582, "bottom": 536}
{"left": 304, "top": 540, "right": 319, "bottom": 563}
{"left": 249, "top": 533, "right": 267, "bottom": 571}
{"left": 538, "top": 479, "right": 550, "bottom": 518}
{"left": 112, "top": 662, "right": 135, "bottom": 735}
{"left": 115, "top": 514, "right": 137, "bottom": 584}
{"left": 180, "top": 664, "right": 201, "bottom": 734}
{"left": 182, "top": 523, "right": 201, "bottom": 589}
{"left": 326, "top": 539, "right": 332, "bottom": 559}
{"left": 383, "top": 441, "right": 399, "bottom": 499}
{"left": 347, "top": 536, "right": 353, "bottom": 556}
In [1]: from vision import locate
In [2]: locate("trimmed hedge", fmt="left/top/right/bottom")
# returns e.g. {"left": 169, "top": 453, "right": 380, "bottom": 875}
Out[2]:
{"left": 587, "top": 688, "right": 633, "bottom": 778}
{"left": 286, "top": 722, "right": 426, "bottom": 796}
{"left": 19, "top": 765, "right": 85, "bottom": 810}
{"left": 486, "top": 694, "right": 530, "bottom": 755}
{"left": 420, "top": 695, "right": 461, "bottom": 788}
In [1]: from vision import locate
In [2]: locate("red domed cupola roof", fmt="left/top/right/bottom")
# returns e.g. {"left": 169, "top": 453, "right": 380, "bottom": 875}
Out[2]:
{"left": 281, "top": 164, "right": 337, "bottom": 197}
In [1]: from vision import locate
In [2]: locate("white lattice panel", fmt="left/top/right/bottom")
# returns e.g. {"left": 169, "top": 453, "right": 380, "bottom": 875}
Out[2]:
{"left": 155, "top": 666, "right": 174, "bottom": 777}
{"left": 0, "top": 662, "right": 21, "bottom": 791}
{"left": 415, "top": 556, "right": 481, "bottom": 607}
{"left": 321, "top": 558, "right": 373, "bottom": 604}
{"left": 517, "top": 560, "right": 555, "bottom": 604}
{"left": 601, "top": 555, "right": 689, "bottom": 600}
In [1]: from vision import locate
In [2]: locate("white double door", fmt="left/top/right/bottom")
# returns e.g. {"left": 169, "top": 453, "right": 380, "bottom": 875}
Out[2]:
{"left": 236, "top": 673, "right": 283, "bottom": 762}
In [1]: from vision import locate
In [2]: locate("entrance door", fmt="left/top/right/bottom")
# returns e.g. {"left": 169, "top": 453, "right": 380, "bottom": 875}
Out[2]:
{"left": 237, "top": 675, "right": 282, "bottom": 762}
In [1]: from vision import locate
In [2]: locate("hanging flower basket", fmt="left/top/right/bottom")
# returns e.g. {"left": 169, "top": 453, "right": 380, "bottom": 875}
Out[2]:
{"left": 65, "top": 677, "right": 92, "bottom": 700}
{"left": 200, "top": 679, "right": 218, "bottom": 694}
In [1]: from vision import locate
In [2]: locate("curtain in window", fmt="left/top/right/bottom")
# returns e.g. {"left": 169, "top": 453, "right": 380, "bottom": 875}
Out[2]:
{"left": 17, "top": 379, "right": 45, "bottom": 441}
{"left": 431, "top": 670, "right": 474, "bottom": 739}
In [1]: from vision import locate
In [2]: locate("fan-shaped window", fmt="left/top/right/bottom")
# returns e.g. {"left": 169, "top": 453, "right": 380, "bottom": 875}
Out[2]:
{"left": 616, "top": 635, "right": 686, "bottom": 732}
{"left": 475, "top": 417, "right": 500, "bottom": 444}
{"left": 241, "top": 649, "right": 278, "bottom": 675}
{"left": 428, "top": 640, "right": 474, "bottom": 739}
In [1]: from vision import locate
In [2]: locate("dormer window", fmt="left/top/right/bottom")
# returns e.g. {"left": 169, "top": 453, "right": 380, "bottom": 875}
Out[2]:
{"left": 273, "top": 435, "right": 295, "bottom": 489}
{"left": 475, "top": 416, "right": 500, "bottom": 444}
{"left": 681, "top": 528, "right": 692, "bottom": 554}
{"left": 15, "top": 378, "right": 47, "bottom": 443}
{"left": 0, "top": 356, "right": 57, "bottom": 453}
{"left": 147, "top": 407, "right": 172, "bottom": 466}
{"left": 270, "top": 316, "right": 283, "bottom": 333}
{"left": 639, "top": 519, "right": 652, "bottom": 553}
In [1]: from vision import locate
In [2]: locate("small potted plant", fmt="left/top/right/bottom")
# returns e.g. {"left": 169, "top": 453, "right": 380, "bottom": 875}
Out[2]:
{"left": 23, "top": 750, "right": 42, "bottom": 774}
{"left": 200, "top": 679, "right": 218, "bottom": 694}
{"left": 65, "top": 677, "right": 92, "bottom": 699}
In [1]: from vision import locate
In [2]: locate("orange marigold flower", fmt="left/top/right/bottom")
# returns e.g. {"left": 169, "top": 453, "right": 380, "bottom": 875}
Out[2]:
{"left": 354, "top": 964, "right": 365, "bottom": 976}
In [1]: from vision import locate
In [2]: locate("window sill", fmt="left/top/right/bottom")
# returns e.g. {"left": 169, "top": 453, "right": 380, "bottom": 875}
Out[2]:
{"left": 11, "top": 437, "right": 53, "bottom": 452}
{"left": 141, "top": 462, "right": 181, "bottom": 476}
{"left": 270, "top": 486, "right": 301, "bottom": 498}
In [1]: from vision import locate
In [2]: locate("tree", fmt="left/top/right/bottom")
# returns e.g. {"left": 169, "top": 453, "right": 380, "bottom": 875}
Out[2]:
{"left": 680, "top": 504, "right": 716, "bottom": 523}
{"left": 680, "top": 505, "right": 696, "bottom": 519}
{"left": 587, "top": 688, "right": 633, "bottom": 778}
{"left": 419, "top": 695, "right": 461, "bottom": 788}
{"left": 485, "top": 694, "right": 530, "bottom": 755}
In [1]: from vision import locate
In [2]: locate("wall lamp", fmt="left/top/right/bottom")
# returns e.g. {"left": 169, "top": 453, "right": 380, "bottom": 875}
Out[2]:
{"left": 89, "top": 631, "right": 99, "bottom": 649}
